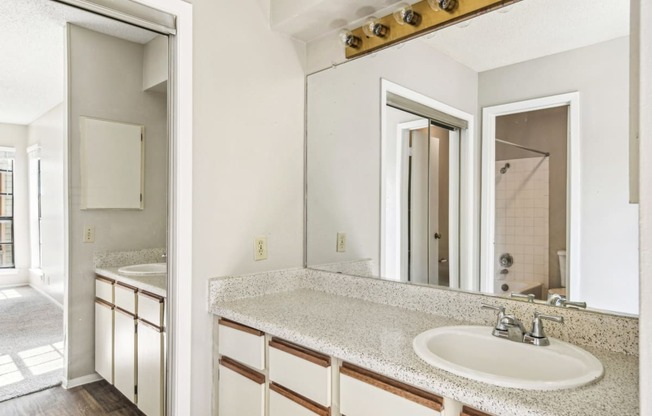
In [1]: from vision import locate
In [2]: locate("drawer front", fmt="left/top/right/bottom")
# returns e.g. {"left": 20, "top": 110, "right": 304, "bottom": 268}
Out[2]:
{"left": 95, "top": 277, "right": 114, "bottom": 303}
{"left": 114, "top": 283, "right": 137, "bottom": 315}
{"left": 461, "top": 406, "right": 494, "bottom": 416}
{"left": 218, "top": 319, "right": 265, "bottom": 370}
{"left": 340, "top": 364, "right": 442, "bottom": 416}
{"left": 269, "top": 339, "right": 331, "bottom": 407}
{"left": 269, "top": 386, "right": 328, "bottom": 416}
{"left": 218, "top": 358, "right": 265, "bottom": 416}
{"left": 138, "top": 291, "right": 164, "bottom": 327}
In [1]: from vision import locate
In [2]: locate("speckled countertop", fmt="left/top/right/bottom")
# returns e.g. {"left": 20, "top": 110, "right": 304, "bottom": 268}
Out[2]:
{"left": 211, "top": 288, "right": 638, "bottom": 416}
{"left": 95, "top": 267, "right": 167, "bottom": 297}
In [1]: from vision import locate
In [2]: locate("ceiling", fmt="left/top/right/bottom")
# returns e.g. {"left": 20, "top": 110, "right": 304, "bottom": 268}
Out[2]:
{"left": 0, "top": 0, "right": 158, "bottom": 125}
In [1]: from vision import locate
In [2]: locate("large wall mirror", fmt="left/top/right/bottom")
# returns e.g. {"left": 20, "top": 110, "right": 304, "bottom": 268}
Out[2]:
{"left": 306, "top": 0, "right": 638, "bottom": 315}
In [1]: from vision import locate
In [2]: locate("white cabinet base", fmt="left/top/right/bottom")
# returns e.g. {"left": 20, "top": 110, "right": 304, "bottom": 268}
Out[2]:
{"left": 218, "top": 360, "right": 265, "bottom": 416}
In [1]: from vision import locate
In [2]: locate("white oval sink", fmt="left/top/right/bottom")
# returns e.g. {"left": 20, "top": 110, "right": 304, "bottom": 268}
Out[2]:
{"left": 118, "top": 263, "right": 167, "bottom": 276}
{"left": 413, "top": 326, "right": 603, "bottom": 390}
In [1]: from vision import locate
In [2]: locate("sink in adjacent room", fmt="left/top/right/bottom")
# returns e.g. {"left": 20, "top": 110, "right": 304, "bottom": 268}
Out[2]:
{"left": 413, "top": 326, "right": 603, "bottom": 390}
{"left": 118, "top": 263, "right": 167, "bottom": 276}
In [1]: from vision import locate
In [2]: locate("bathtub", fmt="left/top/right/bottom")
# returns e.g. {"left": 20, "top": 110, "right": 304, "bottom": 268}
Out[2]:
{"left": 494, "top": 280, "right": 543, "bottom": 300}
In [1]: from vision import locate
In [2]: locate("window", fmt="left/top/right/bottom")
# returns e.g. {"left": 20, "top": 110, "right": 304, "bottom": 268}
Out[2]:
{"left": 27, "top": 145, "right": 42, "bottom": 270}
{"left": 0, "top": 148, "right": 15, "bottom": 268}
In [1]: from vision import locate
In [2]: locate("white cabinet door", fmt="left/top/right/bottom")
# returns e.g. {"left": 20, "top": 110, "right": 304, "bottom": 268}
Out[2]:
{"left": 114, "top": 308, "right": 137, "bottom": 403}
{"left": 340, "top": 364, "right": 443, "bottom": 416}
{"left": 94, "top": 300, "right": 113, "bottom": 383}
{"left": 137, "top": 320, "right": 165, "bottom": 416}
{"left": 218, "top": 358, "right": 265, "bottom": 416}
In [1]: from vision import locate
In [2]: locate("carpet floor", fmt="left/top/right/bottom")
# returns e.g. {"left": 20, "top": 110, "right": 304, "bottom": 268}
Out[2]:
{"left": 0, "top": 286, "right": 63, "bottom": 403}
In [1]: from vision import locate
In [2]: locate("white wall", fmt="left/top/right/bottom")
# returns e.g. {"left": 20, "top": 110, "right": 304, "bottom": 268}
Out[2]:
{"left": 638, "top": 0, "right": 652, "bottom": 412}
{"left": 191, "top": 0, "right": 306, "bottom": 414}
{"left": 478, "top": 37, "right": 639, "bottom": 314}
{"left": 27, "top": 103, "right": 65, "bottom": 304}
{"left": 0, "top": 123, "right": 29, "bottom": 286}
{"left": 143, "top": 35, "right": 168, "bottom": 92}
{"left": 67, "top": 25, "right": 168, "bottom": 380}
{"left": 306, "top": 40, "right": 478, "bottom": 271}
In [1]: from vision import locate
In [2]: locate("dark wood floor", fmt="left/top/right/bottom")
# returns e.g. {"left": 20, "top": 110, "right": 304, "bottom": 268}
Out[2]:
{"left": 0, "top": 380, "right": 144, "bottom": 416}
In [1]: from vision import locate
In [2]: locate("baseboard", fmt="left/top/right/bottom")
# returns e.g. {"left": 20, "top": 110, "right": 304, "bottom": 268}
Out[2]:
{"left": 29, "top": 284, "right": 64, "bottom": 309}
{"left": 62, "top": 373, "right": 102, "bottom": 389}
{"left": 0, "top": 283, "right": 29, "bottom": 289}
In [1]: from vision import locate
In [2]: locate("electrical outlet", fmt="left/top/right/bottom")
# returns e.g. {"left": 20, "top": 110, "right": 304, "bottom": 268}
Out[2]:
{"left": 254, "top": 236, "right": 268, "bottom": 261}
{"left": 336, "top": 232, "right": 346, "bottom": 252}
{"left": 83, "top": 226, "right": 95, "bottom": 243}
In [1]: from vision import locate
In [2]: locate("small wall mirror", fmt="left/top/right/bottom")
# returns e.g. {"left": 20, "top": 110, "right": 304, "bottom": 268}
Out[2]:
{"left": 80, "top": 116, "right": 144, "bottom": 210}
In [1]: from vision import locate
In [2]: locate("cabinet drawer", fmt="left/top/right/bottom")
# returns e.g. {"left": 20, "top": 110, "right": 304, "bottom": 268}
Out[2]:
{"left": 461, "top": 406, "right": 493, "bottom": 416}
{"left": 269, "top": 338, "right": 331, "bottom": 407}
{"left": 95, "top": 276, "right": 114, "bottom": 303}
{"left": 218, "top": 357, "right": 265, "bottom": 416}
{"left": 340, "top": 363, "right": 443, "bottom": 416}
{"left": 218, "top": 319, "right": 265, "bottom": 370}
{"left": 138, "top": 291, "right": 164, "bottom": 327}
{"left": 269, "top": 383, "right": 329, "bottom": 416}
{"left": 115, "top": 283, "right": 137, "bottom": 314}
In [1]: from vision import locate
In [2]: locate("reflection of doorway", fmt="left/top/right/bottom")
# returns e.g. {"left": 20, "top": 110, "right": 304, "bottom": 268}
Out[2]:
{"left": 481, "top": 93, "right": 580, "bottom": 299}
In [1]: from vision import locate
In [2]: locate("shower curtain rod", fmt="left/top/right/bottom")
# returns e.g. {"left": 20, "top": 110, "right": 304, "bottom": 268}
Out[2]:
{"left": 495, "top": 139, "right": 550, "bottom": 157}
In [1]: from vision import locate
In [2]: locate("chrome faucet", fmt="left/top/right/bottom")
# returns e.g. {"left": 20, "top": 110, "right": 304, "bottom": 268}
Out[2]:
{"left": 547, "top": 293, "right": 587, "bottom": 309}
{"left": 482, "top": 304, "right": 564, "bottom": 346}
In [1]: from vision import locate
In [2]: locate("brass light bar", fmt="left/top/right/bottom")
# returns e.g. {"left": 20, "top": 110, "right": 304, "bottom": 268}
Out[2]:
{"left": 344, "top": 0, "right": 520, "bottom": 59}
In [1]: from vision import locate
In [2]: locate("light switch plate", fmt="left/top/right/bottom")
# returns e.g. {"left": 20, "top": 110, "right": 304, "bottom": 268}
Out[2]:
{"left": 336, "top": 232, "right": 346, "bottom": 252}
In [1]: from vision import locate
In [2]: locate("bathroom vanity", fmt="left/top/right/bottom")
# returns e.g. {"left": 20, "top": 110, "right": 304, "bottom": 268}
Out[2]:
{"left": 210, "top": 269, "right": 638, "bottom": 416}
{"left": 95, "top": 265, "right": 166, "bottom": 416}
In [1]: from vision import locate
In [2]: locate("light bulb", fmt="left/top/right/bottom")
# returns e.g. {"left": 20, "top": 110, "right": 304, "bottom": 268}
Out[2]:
{"left": 428, "top": 0, "right": 459, "bottom": 12}
{"left": 393, "top": 2, "right": 422, "bottom": 26}
{"left": 338, "top": 29, "right": 362, "bottom": 49}
{"left": 362, "top": 16, "right": 388, "bottom": 38}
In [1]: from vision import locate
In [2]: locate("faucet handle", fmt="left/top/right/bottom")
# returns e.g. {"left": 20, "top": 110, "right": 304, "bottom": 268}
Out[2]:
{"left": 528, "top": 312, "right": 564, "bottom": 340}
{"left": 510, "top": 293, "right": 535, "bottom": 303}
{"left": 482, "top": 304, "right": 506, "bottom": 331}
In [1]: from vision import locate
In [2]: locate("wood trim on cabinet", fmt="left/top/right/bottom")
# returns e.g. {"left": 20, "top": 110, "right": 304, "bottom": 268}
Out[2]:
{"left": 218, "top": 318, "right": 264, "bottom": 337}
{"left": 219, "top": 356, "right": 265, "bottom": 385}
{"left": 269, "top": 338, "right": 331, "bottom": 368}
{"left": 95, "top": 298, "right": 114, "bottom": 309}
{"left": 115, "top": 306, "right": 137, "bottom": 318}
{"left": 461, "top": 406, "right": 492, "bottom": 416}
{"left": 95, "top": 275, "right": 115, "bottom": 284}
{"left": 138, "top": 318, "right": 164, "bottom": 333}
{"left": 138, "top": 290, "right": 165, "bottom": 303}
{"left": 115, "top": 281, "right": 138, "bottom": 292}
{"left": 340, "top": 362, "right": 444, "bottom": 412}
{"left": 269, "top": 382, "right": 330, "bottom": 416}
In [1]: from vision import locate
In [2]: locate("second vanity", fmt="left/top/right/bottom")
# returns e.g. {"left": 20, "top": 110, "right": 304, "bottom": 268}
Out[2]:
{"left": 209, "top": 269, "right": 639, "bottom": 416}
{"left": 94, "top": 257, "right": 167, "bottom": 416}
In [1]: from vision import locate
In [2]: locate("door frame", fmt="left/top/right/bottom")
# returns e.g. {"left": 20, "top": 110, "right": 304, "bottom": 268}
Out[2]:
{"left": 60, "top": 1, "right": 193, "bottom": 415}
{"left": 380, "top": 79, "right": 475, "bottom": 290}
{"left": 480, "top": 92, "right": 580, "bottom": 296}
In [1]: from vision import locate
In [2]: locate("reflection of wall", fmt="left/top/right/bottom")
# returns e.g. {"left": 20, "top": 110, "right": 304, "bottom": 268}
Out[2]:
{"left": 27, "top": 103, "right": 65, "bottom": 303}
{"left": 67, "top": 25, "right": 167, "bottom": 381}
{"left": 496, "top": 107, "right": 568, "bottom": 290}
{"left": 0, "top": 123, "right": 29, "bottom": 286}
{"left": 479, "top": 36, "right": 638, "bottom": 314}
{"left": 494, "top": 157, "right": 549, "bottom": 295}
{"left": 307, "top": 40, "right": 477, "bottom": 270}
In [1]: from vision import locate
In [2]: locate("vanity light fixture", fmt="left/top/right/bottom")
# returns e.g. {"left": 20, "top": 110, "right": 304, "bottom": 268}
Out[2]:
{"left": 342, "top": 0, "right": 517, "bottom": 59}
{"left": 427, "top": 0, "right": 459, "bottom": 12}
{"left": 393, "top": 2, "right": 422, "bottom": 26}
{"left": 338, "top": 29, "right": 362, "bottom": 49}
{"left": 362, "top": 16, "right": 389, "bottom": 38}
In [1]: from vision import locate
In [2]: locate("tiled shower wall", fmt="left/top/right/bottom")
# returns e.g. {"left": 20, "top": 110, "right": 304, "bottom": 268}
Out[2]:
{"left": 495, "top": 157, "right": 549, "bottom": 291}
